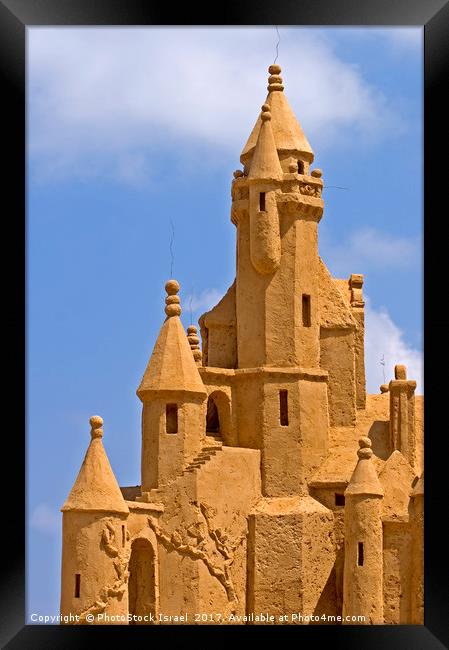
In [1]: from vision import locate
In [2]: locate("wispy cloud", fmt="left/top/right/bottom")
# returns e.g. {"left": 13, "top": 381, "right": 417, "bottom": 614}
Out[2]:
{"left": 379, "top": 27, "right": 423, "bottom": 52}
{"left": 185, "top": 288, "right": 224, "bottom": 315}
{"left": 30, "top": 503, "right": 61, "bottom": 535}
{"left": 28, "top": 27, "right": 404, "bottom": 184}
{"left": 364, "top": 296, "right": 423, "bottom": 393}
{"left": 333, "top": 27, "right": 422, "bottom": 53}
{"left": 321, "top": 227, "right": 421, "bottom": 277}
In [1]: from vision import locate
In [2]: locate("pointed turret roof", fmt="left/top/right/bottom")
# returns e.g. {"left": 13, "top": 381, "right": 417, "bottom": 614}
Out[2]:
{"left": 241, "top": 64, "right": 314, "bottom": 167}
{"left": 345, "top": 437, "right": 384, "bottom": 497}
{"left": 62, "top": 416, "right": 129, "bottom": 513}
{"left": 247, "top": 104, "right": 283, "bottom": 181}
{"left": 137, "top": 279, "right": 207, "bottom": 399}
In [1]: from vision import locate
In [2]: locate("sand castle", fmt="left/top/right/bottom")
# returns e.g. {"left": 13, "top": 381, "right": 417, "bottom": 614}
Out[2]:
{"left": 60, "top": 64, "right": 423, "bottom": 625}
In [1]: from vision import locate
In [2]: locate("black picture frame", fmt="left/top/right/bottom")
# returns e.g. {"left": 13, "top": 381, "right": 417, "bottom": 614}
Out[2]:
{"left": 2, "top": 0, "right": 448, "bottom": 647}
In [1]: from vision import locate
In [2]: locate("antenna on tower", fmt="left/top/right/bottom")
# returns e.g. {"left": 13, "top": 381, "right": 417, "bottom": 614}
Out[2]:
{"left": 169, "top": 218, "right": 175, "bottom": 278}
{"left": 189, "top": 293, "right": 193, "bottom": 326}
{"left": 380, "top": 354, "right": 386, "bottom": 384}
{"left": 273, "top": 26, "right": 280, "bottom": 64}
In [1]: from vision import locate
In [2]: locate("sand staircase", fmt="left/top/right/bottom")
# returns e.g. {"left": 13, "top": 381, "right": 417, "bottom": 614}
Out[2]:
{"left": 183, "top": 435, "right": 223, "bottom": 474}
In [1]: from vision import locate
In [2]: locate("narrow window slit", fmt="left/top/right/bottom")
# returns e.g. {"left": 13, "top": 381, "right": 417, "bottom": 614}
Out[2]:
{"left": 335, "top": 493, "right": 345, "bottom": 506}
{"left": 122, "top": 525, "right": 126, "bottom": 547}
{"left": 166, "top": 404, "right": 178, "bottom": 433}
{"left": 298, "top": 160, "right": 304, "bottom": 174}
{"left": 302, "top": 294, "right": 311, "bottom": 327}
{"left": 259, "top": 192, "right": 266, "bottom": 211}
{"left": 279, "top": 390, "right": 289, "bottom": 426}
{"left": 75, "top": 574, "right": 81, "bottom": 598}
{"left": 358, "top": 542, "right": 364, "bottom": 566}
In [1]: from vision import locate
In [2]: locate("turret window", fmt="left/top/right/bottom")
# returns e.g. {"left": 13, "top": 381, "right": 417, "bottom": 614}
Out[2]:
{"left": 358, "top": 542, "right": 364, "bottom": 566}
{"left": 302, "top": 294, "right": 311, "bottom": 327}
{"left": 298, "top": 160, "right": 304, "bottom": 174}
{"left": 74, "top": 573, "right": 81, "bottom": 598}
{"left": 122, "top": 525, "right": 126, "bottom": 547}
{"left": 279, "top": 390, "right": 289, "bottom": 426}
{"left": 259, "top": 192, "right": 266, "bottom": 212}
{"left": 166, "top": 404, "right": 178, "bottom": 433}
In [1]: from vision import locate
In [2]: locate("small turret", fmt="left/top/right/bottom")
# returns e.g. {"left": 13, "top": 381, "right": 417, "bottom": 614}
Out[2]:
{"left": 247, "top": 103, "right": 282, "bottom": 275}
{"left": 137, "top": 280, "right": 207, "bottom": 491}
{"left": 60, "top": 417, "right": 130, "bottom": 624}
{"left": 231, "top": 64, "right": 324, "bottom": 369}
{"left": 241, "top": 64, "right": 314, "bottom": 174}
{"left": 389, "top": 364, "right": 417, "bottom": 470}
{"left": 342, "top": 437, "right": 384, "bottom": 624}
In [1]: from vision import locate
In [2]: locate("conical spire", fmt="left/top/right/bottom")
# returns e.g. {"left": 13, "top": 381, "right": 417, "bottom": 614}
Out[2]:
{"left": 247, "top": 104, "right": 283, "bottom": 181}
{"left": 137, "top": 280, "right": 207, "bottom": 399}
{"left": 345, "top": 437, "right": 384, "bottom": 497}
{"left": 241, "top": 64, "right": 314, "bottom": 167}
{"left": 62, "top": 416, "right": 129, "bottom": 513}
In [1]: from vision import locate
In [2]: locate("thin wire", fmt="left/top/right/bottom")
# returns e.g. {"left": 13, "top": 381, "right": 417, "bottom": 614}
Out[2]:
{"left": 323, "top": 185, "right": 349, "bottom": 190}
{"left": 273, "top": 26, "right": 280, "bottom": 64}
{"left": 380, "top": 354, "right": 386, "bottom": 384}
{"left": 169, "top": 219, "right": 175, "bottom": 277}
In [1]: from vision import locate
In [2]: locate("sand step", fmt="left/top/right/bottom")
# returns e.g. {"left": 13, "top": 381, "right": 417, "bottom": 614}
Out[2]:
{"left": 183, "top": 440, "right": 224, "bottom": 474}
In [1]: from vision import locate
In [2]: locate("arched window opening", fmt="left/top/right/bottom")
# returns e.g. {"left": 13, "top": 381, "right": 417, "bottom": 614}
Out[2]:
{"left": 206, "top": 396, "right": 220, "bottom": 435}
{"left": 128, "top": 539, "right": 156, "bottom": 625}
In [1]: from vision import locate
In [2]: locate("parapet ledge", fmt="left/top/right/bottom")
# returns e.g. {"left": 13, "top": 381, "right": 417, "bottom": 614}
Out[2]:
{"left": 236, "top": 366, "right": 328, "bottom": 381}
{"left": 126, "top": 500, "right": 164, "bottom": 513}
{"left": 199, "top": 366, "right": 328, "bottom": 381}
{"left": 308, "top": 479, "right": 348, "bottom": 489}
{"left": 381, "top": 513, "right": 409, "bottom": 524}
{"left": 251, "top": 494, "right": 332, "bottom": 516}
{"left": 199, "top": 366, "right": 236, "bottom": 377}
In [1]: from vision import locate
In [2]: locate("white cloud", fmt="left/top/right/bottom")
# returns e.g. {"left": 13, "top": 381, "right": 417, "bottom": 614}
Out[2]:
{"left": 185, "top": 288, "right": 223, "bottom": 315}
{"left": 28, "top": 27, "right": 402, "bottom": 184}
{"left": 321, "top": 227, "right": 421, "bottom": 277}
{"left": 364, "top": 296, "right": 423, "bottom": 393}
{"left": 30, "top": 502, "right": 61, "bottom": 534}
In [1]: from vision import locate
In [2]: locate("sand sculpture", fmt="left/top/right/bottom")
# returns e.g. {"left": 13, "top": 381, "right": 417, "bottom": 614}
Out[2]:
{"left": 60, "top": 65, "right": 423, "bottom": 625}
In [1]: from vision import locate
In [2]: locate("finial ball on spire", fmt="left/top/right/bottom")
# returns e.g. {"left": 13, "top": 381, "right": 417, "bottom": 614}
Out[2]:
{"left": 357, "top": 436, "right": 373, "bottom": 459}
{"left": 164, "top": 279, "right": 181, "bottom": 317}
{"left": 269, "top": 64, "right": 281, "bottom": 75}
{"left": 359, "top": 437, "right": 372, "bottom": 448}
{"left": 90, "top": 415, "right": 103, "bottom": 438}
{"left": 261, "top": 103, "right": 272, "bottom": 122}
{"left": 165, "top": 303, "right": 182, "bottom": 317}
{"left": 267, "top": 64, "right": 284, "bottom": 92}
{"left": 165, "top": 279, "right": 180, "bottom": 296}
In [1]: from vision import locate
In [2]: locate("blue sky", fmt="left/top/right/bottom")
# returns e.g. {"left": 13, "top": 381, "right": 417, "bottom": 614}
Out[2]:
{"left": 26, "top": 26, "right": 423, "bottom": 620}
